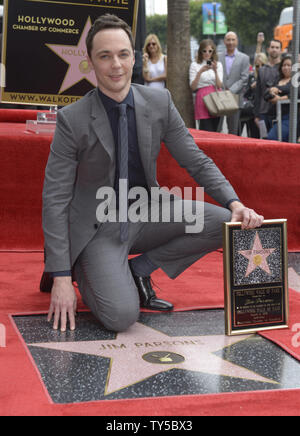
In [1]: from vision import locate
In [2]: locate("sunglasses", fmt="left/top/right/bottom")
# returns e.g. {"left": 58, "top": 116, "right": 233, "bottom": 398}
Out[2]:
{"left": 148, "top": 42, "right": 157, "bottom": 47}
{"left": 202, "top": 49, "right": 214, "bottom": 54}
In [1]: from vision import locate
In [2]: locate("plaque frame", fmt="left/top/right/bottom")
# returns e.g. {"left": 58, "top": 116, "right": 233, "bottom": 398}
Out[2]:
{"left": 223, "top": 219, "right": 289, "bottom": 336}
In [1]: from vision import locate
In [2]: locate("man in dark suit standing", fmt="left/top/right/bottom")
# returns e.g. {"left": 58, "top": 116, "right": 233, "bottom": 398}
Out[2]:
{"left": 219, "top": 32, "right": 250, "bottom": 135}
{"left": 254, "top": 39, "right": 282, "bottom": 134}
{"left": 43, "top": 15, "right": 264, "bottom": 333}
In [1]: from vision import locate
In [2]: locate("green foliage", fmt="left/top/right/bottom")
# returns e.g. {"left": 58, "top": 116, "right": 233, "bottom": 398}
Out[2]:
{"left": 146, "top": 1, "right": 210, "bottom": 48}
{"left": 146, "top": 2, "right": 206, "bottom": 50}
{"left": 220, "top": 0, "right": 293, "bottom": 46}
{"left": 146, "top": 14, "right": 167, "bottom": 51}
{"left": 190, "top": 0, "right": 205, "bottom": 44}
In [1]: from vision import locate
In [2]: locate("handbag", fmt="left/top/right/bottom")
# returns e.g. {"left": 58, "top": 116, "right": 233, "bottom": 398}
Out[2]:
{"left": 203, "top": 89, "right": 239, "bottom": 117}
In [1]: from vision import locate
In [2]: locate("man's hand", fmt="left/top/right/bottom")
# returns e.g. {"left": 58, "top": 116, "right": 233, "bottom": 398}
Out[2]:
{"left": 269, "top": 87, "right": 280, "bottom": 95}
{"left": 47, "top": 276, "right": 77, "bottom": 332}
{"left": 230, "top": 201, "right": 264, "bottom": 230}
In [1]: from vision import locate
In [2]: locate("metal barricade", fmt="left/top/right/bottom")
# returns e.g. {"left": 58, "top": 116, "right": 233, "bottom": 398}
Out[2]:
{"left": 276, "top": 99, "right": 300, "bottom": 142}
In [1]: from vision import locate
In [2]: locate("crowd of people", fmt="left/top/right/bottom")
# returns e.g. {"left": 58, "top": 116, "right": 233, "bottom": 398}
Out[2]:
{"left": 2, "top": 24, "right": 296, "bottom": 142}
{"left": 140, "top": 30, "right": 299, "bottom": 143}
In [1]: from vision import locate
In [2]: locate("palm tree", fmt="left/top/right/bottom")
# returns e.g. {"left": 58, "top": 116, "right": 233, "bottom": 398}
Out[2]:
{"left": 167, "top": 0, "right": 194, "bottom": 128}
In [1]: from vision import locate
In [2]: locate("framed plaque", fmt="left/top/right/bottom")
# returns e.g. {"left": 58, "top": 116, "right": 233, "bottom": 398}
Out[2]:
{"left": 1, "top": 0, "right": 139, "bottom": 106}
{"left": 223, "top": 220, "right": 289, "bottom": 336}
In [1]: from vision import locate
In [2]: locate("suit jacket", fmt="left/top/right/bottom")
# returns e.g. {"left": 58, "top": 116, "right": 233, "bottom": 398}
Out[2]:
{"left": 42, "top": 85, "right": 238, "bottom": 272}
{"left": 219, "top": 50, "right": 250, "bottom": 98}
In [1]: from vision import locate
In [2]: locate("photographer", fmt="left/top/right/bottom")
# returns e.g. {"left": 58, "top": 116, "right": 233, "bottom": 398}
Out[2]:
{"left": 254, "top": 39, "right": 282, "bottom": 134}
{"left": 264, "top": 55, "right": 295, "bottom": 142}
{"left": 189, "top": 39, "right": 223, "bottom": 132}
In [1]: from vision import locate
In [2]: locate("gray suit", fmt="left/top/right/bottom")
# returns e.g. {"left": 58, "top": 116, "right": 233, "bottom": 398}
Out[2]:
{"left": 219, "top": 50, "right": 250, "bottom": 134}
{"left": 43, "top": 85, "right": 237, "bottom": 331}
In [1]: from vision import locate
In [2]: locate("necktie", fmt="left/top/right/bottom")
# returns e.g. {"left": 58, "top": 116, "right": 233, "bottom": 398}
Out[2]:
{"left": 118, "top": 103, "right": 129, "bottom": 242}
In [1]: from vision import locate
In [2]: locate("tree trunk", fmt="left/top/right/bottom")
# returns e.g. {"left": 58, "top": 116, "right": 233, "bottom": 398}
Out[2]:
{"left": 167, "top": 0, "right": 194, "bottom": 128}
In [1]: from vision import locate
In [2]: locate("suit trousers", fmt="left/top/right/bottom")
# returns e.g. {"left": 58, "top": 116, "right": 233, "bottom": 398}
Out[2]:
{"left": 226, "top": 109, "right": 241, "bottom": 136}
{"left": 74, "top": 199, "right": 231, "bottom": 332}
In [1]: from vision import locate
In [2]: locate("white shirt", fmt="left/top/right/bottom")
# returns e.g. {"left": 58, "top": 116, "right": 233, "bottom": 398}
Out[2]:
{"left": 146, "top": 56, "right": 166, "bottom": 89}
{"left": 189, "top": 61, "right": 223, "bottom": 90}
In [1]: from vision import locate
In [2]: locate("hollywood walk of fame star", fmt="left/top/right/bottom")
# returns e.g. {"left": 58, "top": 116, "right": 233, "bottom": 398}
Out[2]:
{"left": 29, "top": 322, "right": 277, "bottom": 395}
{"left": 46, "top": 17, "right": 97, "bottom": 94}
{"left": 238, "top": 232, "right": 276, "bottom": 278}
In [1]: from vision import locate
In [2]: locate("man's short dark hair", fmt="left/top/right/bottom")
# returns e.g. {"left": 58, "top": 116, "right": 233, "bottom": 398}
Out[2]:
{"left": 86, "top": 14, "right": 135, "bottom": 57}
{"left": 268, "top": 39, "right": 282, "bottom": 49}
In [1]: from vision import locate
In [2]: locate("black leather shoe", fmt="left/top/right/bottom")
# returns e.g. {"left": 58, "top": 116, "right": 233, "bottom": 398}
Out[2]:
{"left": 40, "top": 271, "right": 53, "bottom": 293}
{"left": 130, "top": 270, "right": 174, "bottom": 312}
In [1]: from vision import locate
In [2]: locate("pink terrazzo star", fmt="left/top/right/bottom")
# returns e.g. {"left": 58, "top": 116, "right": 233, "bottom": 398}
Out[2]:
{"left": 238, "top": 232, "right": 276, "bottom": 278}
{"left": 30, "top": 323, "right": 277, "bottom": 395}
{"left": 46, "top": 17, "right": 97, "bottom": 93}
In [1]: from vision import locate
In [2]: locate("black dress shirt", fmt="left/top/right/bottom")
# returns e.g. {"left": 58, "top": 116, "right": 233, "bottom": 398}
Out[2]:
{"left": 97, "top": 87, "right": 148, "bottom": 201}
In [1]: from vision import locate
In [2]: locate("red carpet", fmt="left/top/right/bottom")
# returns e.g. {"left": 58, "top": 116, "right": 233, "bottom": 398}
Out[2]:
{"left": 260, "top": 300, "right": 300, "bottom": 362}
{"left": 158, "top": 131, "right": 300, "bottom": 251}
{"left": 1, "top": 250, "right": 300, "bottom": 416}
{"left": 0, "top": 251, "right": 225, "bottom": 315}
{"left": 1, "top": 109, "right": 300, "bottom": 415}
{"left": 0, "top": 110, "right": 300, "bottom": 251}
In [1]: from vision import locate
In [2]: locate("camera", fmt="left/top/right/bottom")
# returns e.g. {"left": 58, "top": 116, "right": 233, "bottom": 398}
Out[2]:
{"left": 207, "top": 60, "right": 212, "bottom": 66}
{"left": 264, "top": 91, "right": 275, "bottom": 102}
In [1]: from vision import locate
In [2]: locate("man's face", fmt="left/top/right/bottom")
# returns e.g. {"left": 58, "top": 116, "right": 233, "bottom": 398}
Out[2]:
{"left": 88, "top": 28, "right": 135, "bottom": 102}
{"left": 268, "top": 41, "right": 282, "bottom": 60}
{"left": 224, "top": 33, "right": 238, "bottom": 52}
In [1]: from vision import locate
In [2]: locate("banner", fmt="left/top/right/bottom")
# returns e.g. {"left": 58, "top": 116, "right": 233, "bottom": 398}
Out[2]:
{"left": 1, "top": 0, "right": 139, "bottom": 106}
{"left": 202, "top": 3, "right": 215, "bottom": 35}
{"left": 215, "top": 3, "right": 227, "bottom": 35}
{"left": 202, "top": 2, "right": 227, "bottom": 36}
